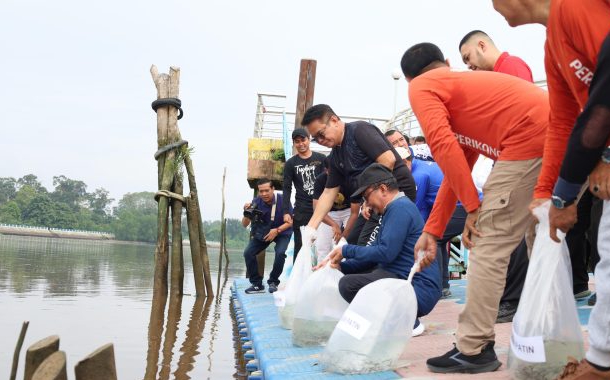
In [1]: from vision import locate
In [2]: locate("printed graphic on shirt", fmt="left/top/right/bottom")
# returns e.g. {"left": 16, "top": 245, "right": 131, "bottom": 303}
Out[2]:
{"left": 454, "top": 133, "right": 501, "bottom": 159}
{"left": 568, "top": 59, "right": 594, "bottom": 86}
{"left": 295, "top": 163, "right": 319, "bottom": 196}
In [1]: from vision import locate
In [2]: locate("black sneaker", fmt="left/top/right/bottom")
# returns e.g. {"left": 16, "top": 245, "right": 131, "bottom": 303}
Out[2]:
{"left": 496, "top": 301, "right": 518, "bottom": 323}
{"left": 268, "top": 283, "right": 278, "bottom": 293}
{"left": 426, "top": 342, "right": 501, "bottom": 374}
{"left": 588, "top": 292, "right": 597, "bottom": 306}
{"left": 245, "top": 284, "right": 265, "bottom": 294}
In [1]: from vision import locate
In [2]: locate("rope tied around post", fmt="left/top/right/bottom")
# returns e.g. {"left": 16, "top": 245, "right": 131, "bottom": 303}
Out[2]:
{"left": 154, "top": 139, "right": 188, "bottom": 160}
{"left": 151, "top": 97, "right": 184, "bottom": 120}
{"left": 154, "top": 190, "right": 187, "bottom": 205}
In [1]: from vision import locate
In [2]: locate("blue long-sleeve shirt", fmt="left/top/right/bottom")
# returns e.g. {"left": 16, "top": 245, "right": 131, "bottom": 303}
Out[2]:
{"left": 340, "top": 195, "right": 441, "bottom": 314}
{"left": 411, "top": 159, "right": 444, "bottom": 221}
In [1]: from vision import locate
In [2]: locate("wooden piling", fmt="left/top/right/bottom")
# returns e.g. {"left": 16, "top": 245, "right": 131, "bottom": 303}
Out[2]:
{"left": 294, "top": 59, "right": 317, "bottom": 134}
{"left": 170, "top": 176, "right": 184, "bottom": 296}
{"left": 10, "top": 321, "right": 29, "bottom": 380}
{"left": 24, "top": 335, "right": 59, "bottom": 380}
{"left": 31, "top": 351, "right": 67, "bottom": 380}
{"left": 74, "top": 343, "right": 117, "bottom": 380}
{"left": 184, "top": 156, "right": 214, "bottom": 297}
{"left": 185, "top": 196, "right": 206, "bottom": 297}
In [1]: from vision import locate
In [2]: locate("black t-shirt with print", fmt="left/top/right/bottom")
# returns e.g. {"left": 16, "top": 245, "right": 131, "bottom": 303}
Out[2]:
{"left": 313, "top": 172, "right": 350, "bottom": 211}
{"left": 326, "top": 121, "right": 416, "bottom": 202}
{"left": 282, "top": 151, "right": 326, "bottom": 217}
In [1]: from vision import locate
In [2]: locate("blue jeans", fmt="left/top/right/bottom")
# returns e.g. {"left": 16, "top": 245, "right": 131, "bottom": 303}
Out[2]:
{"left": 243, "top": 234, "right": 290, "bottom": 286}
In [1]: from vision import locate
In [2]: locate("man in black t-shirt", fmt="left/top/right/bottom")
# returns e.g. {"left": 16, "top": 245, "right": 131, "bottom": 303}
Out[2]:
{"left": 312, "top": 156, "right": 358, "bottom": 262}
{"left": 301, "top": 104, "right": 417, "bottom": 244}
{"left": 282, "top": 128, "right": 326, "bottom": 261}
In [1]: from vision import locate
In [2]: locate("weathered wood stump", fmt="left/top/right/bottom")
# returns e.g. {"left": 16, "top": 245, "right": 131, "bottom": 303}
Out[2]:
{"left": 24, "top": 335, "right": 60, "bottom": 380}
{"left": 74, "top": 343, "right": 117, "bottom": 380}
{"left": 31, "top": 351, "right": 67, "bottom": 380}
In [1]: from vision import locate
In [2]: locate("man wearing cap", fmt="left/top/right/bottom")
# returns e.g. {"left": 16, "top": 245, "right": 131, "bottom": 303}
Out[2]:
{"left": 282, "top": 128, "right": 326, "bottom": 260}
{"left": 300, "top": 104, "right": 417, "bottom": 246}
{"left": 400, "top": 42, "right": 548, "bottom": 373}
{"left": 318, "top": 163, "right": 441, "bottom": 336}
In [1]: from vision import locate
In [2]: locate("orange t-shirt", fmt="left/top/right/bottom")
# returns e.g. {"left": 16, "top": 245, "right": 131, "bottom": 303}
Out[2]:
{"left": 409, "top": 67, "right": 549, "bottom": 237}
{"left": 535, "top": 0, "right": 610, "bottom": 198}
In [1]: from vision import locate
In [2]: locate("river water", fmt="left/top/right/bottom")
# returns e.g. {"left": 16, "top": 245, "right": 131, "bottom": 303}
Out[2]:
{"left": 0, "top": 234, "right": 266, "bottom": 379}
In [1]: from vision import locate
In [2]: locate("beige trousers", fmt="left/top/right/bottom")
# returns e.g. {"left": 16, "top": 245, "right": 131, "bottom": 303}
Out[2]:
{"left": 456, "top": 158, "right": 542, "bottom": 355}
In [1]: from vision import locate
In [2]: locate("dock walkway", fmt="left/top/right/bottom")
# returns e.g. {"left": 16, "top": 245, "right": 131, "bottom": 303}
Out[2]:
{"left": 232, "top": 277, "right": 594, "bottom": 379}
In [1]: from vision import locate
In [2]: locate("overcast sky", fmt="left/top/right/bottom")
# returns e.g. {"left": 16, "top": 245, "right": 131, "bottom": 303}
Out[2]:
{"left": 0, "top": 0, "right": 546, "bottom": 220}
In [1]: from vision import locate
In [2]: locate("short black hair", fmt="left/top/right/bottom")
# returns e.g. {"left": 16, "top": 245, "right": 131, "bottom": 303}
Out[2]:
{"left": 256, "top": 178, "right": 273, "bottom": 188}
{"left": 400, "top": 42, "right": 445, "bottom": 79}
{"left": 301, "top": 104, "right": 337, "bottom": 126}
{"left": 384, "top": 129, "right": 399, "bottom": 137}
{"left": 414, "top": 136, "right": 426, "bottom": 143}
{"left": 459, "top": 30, "right": 489, "bottom": 50}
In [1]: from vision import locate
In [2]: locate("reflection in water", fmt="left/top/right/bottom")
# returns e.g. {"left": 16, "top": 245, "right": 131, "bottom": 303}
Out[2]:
{"left": 0, "top": 235, "right": 259, "bottom": 379}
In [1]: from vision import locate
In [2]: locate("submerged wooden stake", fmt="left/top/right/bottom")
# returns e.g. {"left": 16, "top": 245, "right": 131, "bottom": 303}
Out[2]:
{"left": 10, "top": 321, "right": 29, "bottom": 380}
{"left": 74, "top": 344, "right": 117, "bottom": 380}
{"left": 24, "top": 335, "right": 59, "bottom": 380}
{"left": 31, "top": 351, "right": 67, "bottom": 380}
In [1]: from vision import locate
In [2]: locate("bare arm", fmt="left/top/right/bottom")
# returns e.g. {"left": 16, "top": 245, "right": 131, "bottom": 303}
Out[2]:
{"left": 375, "top": 150, "right": 396, "bottom": 170}
{"left": 307, "top": 187, "right": 340, "bottom": 229}
{"left": 342, "top": 202, "right": 360, "bottom": 239}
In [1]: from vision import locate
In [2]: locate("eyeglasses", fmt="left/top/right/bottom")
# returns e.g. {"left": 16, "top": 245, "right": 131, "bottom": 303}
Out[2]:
{"left": 311, "top": 116, "right": 334, "bottom": 143}
{"left": 363, "top": 185, "right": 380, "bottom": 202}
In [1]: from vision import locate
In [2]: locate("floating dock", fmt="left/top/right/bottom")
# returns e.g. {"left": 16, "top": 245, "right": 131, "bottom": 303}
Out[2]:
{"left": 232, "top": 277, "right": 595, "bottom": 379}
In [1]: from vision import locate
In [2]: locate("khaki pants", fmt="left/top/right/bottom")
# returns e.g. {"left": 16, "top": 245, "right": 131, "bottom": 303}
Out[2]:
{"left": 456, "top": 158, "right": 541, "bottom": 355}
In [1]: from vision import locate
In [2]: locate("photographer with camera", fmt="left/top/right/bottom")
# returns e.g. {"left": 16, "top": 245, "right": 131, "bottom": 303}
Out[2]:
{"left": 242, "top": 178, "right": 293, "bottom": 294}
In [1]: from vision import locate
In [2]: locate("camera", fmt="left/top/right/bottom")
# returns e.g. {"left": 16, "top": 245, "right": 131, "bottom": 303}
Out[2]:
{"left": 243, "top": 204, "right": 264, "bottom": 224}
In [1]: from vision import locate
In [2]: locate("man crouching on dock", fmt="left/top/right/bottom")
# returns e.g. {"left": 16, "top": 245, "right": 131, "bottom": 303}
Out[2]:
{"left": 316, "top": 163, "right": 441, "bottom": 337}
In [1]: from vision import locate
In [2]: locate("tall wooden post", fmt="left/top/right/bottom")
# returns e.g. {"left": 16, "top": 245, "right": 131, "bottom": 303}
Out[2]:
{"left": 294, "top": 59, "right": 317, "bottom": 139}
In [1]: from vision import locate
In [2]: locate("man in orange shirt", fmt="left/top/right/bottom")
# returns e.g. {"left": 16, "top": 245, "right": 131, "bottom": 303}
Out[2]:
{"left": 493, "top": 0, "right": 610, "bottom": 377}
{"left": 400, "top": 42, "right": 549, "bottom": 374}
{"left": 459, "top": 29, "right": 533, "bottom": 324}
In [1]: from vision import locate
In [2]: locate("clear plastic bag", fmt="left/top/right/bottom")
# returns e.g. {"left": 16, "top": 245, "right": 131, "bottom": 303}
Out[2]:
{"left": 275, "top": 226, "right": 314, "bottom": 329}
{"left": 508, "top": 202, "right": 585, "bottom": 380}
{"left": 292, "top": 262, "right": 349, "bottom": 347}
{"left": 320, "top": 270, "right": 418, "bottom": 373}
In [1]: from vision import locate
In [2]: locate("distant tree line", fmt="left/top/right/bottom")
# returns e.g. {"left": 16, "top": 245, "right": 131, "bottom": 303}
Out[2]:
{"left": 0, "top": 174, "right": 250, "bottom": 247}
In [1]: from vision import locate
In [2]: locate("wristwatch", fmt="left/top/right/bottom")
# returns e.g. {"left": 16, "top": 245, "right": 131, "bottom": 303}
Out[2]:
{"left": 551, "top": 195, "right": 575, "bottom": 209}
{"left": 602, "top": 147, "right": 610, "bottom": 164}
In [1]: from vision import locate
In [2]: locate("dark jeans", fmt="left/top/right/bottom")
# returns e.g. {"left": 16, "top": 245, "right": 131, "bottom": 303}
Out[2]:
{"left": 589, "top": 195, "right": 603, "bottom": 273}
{"left": 346, "top": 212, "right": 382, "bottom": 246}
{"left": 566, "top": 190, "right": 599, "bottom": 294}
{"left": 243, "top": 234, "right": 290, "bottom": 286}
{"left": 439, "top": 205, "right": 467, "bottom": 289}
{"left": 292, "top": 210, "right": 312, "bottom": 262}
{"left": 338, "top": 268, "right": 399, "bottom": 303}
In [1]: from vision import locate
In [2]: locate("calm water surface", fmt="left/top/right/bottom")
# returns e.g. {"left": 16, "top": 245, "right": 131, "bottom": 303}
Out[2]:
{"left": 0, "top": 235, "right": 267, "bottom": 379}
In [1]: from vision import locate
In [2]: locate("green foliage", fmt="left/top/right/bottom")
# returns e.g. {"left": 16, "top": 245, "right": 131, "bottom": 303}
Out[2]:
{"left": 200, "top": 218, "right": 250, "bottom": 249}
{"left": 0, "top": 177, "right": 17, "bottom": 204}
{"left": 271, "top": 148, "right": 285, "bottom": 162}
{"left": 0, "top": 174, "right": 251, "bottom": 246}
{"left": 0, "top": 201, "right": 21, "bottom": 224}
{"left": 111, "top": 192, "right": 157, "bottom": 242}
{"left": 0, "top": 174, "right": 113, "bottom": 235}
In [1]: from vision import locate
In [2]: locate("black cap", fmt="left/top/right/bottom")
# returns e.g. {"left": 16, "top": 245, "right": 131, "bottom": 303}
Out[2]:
{"left": 292, "top": 128, "right": 309, "bottom": 140}
{"left": 351, "top": 163, "right": 396, "bottom": 198}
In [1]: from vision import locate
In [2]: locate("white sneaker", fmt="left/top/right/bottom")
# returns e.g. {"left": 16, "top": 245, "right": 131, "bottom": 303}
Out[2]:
{"left": 412, "top": 319, "right": 425, "bottom": 337}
